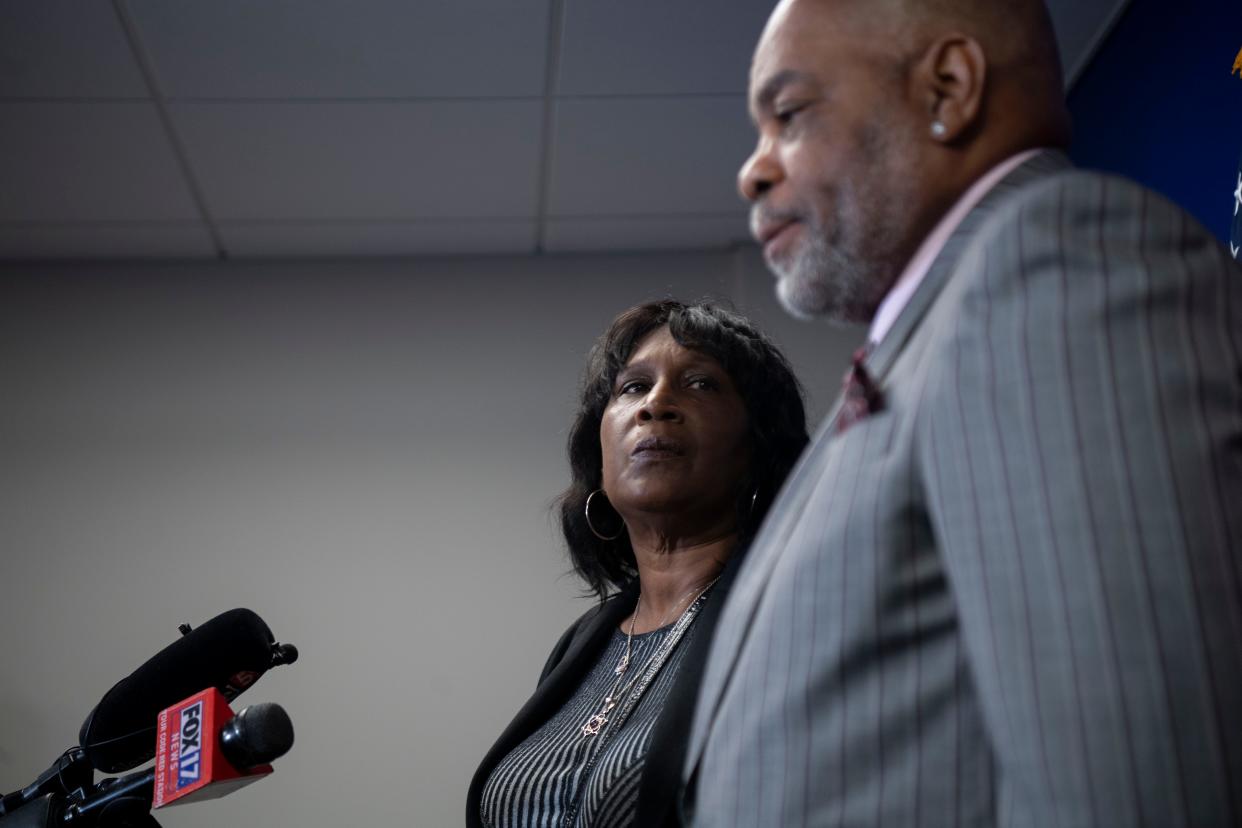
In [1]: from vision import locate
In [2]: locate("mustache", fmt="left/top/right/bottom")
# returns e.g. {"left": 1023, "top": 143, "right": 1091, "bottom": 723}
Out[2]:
{"left": 749, "top": 205, "right": 803, "bottom": 238}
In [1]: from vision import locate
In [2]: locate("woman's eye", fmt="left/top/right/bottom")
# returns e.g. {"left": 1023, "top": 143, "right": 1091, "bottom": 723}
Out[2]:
{"left": 619, "top": 380, "right": 648, "bottom": 395}
{"left": 688, "top": 376, "right": 718, "bottom": 390}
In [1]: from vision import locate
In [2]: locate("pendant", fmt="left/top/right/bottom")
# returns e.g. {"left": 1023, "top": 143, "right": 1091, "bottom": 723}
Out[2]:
{"left": 582, "top": 697, "right": 615, "bottom": 737}
{"left": 614, "top": 652, "right": 629, "bottom": 676}
{"left": 582, "top": 713, "right": 607, "bottom": 736}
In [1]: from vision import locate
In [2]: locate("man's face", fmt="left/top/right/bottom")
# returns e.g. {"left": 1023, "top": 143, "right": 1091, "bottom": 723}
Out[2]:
{"left": 741, "top": 0, "right": 927, "bottom": 324}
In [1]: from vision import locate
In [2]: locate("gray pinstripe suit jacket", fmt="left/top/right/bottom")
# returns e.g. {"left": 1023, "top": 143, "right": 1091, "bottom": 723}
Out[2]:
{"left": 683, "top": 151, "right": 1242, "bottom": 826}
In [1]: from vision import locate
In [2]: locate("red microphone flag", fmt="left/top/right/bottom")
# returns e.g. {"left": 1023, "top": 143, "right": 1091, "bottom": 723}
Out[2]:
{"left": 152, "top": 688, "right": 272, "bottom": 809}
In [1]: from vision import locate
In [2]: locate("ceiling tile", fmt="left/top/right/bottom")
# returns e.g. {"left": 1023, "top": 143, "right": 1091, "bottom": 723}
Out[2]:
{"left": 0, "top": 223, "right": 215, "bottom": 260}
{"left": 548, "top": 97, "right": 752, "bottom": 217}
{"left": 218, "top": 220, "right": 535, "bottom": 258}
{"left": 544, "top": 214, "right": 748, "bottom": 252}
{"left": 172, "top": 101, "right": 543, "bottom": 220}
{"left": 558, "top": 0, "right": 769, "bottom": 96}
{"left": 0, "top": 103, "right": 201, "bottom": 222}
{"left": 0, "top": 2, "right": 148, "bottom": 99}
{"left": 127, "top": 0, "right": 550, "bottom": 99}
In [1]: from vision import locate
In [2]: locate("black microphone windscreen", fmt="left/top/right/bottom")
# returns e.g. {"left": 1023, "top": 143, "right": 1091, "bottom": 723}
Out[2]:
{"left": 219, "top": 703, "right": 295, "bottom": 769}
{"left": 78, "top": 608, "right": 276, "bottom": 774}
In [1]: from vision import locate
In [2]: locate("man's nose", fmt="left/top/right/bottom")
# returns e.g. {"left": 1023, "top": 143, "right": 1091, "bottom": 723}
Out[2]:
{"left": 739, "top": 134, "right": 782, "bottom": 202}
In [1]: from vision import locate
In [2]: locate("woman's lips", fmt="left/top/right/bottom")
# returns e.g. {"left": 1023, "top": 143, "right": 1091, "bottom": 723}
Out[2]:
{"left": 633, "top": 448, "right": 681, "bottom": 460}
{"left": 631, "top": 436, "right": 686, "bottom": 459}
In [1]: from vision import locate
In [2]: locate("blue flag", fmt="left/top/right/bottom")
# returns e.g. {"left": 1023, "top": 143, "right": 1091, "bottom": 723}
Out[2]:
{"left": 1233, "top": 146, "right": 1242, "bottom": 259}
{"left": 1234, "top": 46, "right": 1242, "bottom": 259}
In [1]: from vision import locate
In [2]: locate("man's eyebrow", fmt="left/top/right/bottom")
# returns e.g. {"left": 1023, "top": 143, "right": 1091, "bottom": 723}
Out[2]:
{"left": 753, "top": 69, "right": 815, "bottom": 110}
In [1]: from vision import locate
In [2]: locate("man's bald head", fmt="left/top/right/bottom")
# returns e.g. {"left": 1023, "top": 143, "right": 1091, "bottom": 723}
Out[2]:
{"left": 886, "top": 0, "right": 1067, "bottom": 138}
{"left": 873, "top": 0, "right": 1061, "bottom": 59}
{"left": 777, "top": 0, "right": 1071, "bottom": 152}
{"left": 741, "top": 0, "right": 1070, "bottom": 322}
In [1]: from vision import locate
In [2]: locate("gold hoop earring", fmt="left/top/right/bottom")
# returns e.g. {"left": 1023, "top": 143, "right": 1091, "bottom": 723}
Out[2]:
{"left": 585, "top": 489, "right": 624, "bottom": 541}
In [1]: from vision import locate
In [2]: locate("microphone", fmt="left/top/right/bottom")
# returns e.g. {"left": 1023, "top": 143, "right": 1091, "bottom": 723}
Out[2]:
{"left": 151, "top": 689, "right": 293, "bottom": 809}
{"left": 62, "top": 691, "right": 295, "bottom": 825}
{"left": 78, "top": 608, "right": 298, "bottom": 774}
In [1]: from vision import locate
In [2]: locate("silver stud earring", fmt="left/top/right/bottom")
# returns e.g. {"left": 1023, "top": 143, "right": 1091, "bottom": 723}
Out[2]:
{"left": 930, "top": 121, "right": 947, "bottom": 138}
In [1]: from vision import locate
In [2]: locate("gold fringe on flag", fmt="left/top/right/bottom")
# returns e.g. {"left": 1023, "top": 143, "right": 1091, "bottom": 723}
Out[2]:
{"left": 1234, "top": 45, "right": 1242, "bottom": 76}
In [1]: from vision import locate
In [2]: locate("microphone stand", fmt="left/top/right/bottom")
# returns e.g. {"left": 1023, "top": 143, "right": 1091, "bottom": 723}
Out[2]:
{"left": 61, "top": 770, "right": 159, "bottom": 827}
{"left": 0, "top": 749, "right": 161, "bottom": 828}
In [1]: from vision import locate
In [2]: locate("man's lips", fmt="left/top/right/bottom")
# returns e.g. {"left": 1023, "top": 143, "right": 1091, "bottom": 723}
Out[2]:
{"left": 751, "top": 207, "right": 803, "bottom": 260}
{"left": 753, "top": 217, "right": 798, "bottom": 247}
{"left": 759, "top": 221, "right": 803, "bottom": 264}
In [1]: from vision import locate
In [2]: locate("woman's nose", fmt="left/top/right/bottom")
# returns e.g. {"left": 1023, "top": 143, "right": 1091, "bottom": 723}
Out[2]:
{"left": 637, "top": 387, "right": 682, "bottom": 422}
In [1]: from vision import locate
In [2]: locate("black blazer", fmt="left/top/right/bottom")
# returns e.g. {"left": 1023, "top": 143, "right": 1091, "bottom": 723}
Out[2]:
{"left": 465, "top": 556, "right": 740, "bottom": 828}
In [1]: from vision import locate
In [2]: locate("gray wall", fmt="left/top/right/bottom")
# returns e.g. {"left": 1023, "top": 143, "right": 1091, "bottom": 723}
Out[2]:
{"left": 0, "top": 249, "right": 860, "bottom": 826}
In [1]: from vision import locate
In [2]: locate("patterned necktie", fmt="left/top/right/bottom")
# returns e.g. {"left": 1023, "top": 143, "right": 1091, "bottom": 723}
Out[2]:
{"left": 835, "top": 345, "right": 883, "bottom": 435}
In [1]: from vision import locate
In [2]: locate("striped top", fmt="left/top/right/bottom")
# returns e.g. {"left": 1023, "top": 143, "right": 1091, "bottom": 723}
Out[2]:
{"left": 480, "top": 623, "right": 695, "bottom": 828}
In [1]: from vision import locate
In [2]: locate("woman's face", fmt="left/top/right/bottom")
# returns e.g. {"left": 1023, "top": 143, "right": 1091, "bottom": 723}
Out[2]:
{"left": 599, "top": 327, "right": 751, "bottom": 529}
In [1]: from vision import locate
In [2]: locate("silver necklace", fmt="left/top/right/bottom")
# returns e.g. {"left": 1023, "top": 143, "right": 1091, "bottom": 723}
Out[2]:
{"left": 581, "top": 575, "right": 721, "bottom": 737}
{"left": 612, "top": 578, "right": 702, "bottom": 676}
{"left": 612, "top": 595, "right": 640, "bottom": 677}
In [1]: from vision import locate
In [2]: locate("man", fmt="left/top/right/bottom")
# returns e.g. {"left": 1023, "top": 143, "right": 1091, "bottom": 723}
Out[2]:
{"left": 683, "top": 0, "right": 1242, "bottom": 825}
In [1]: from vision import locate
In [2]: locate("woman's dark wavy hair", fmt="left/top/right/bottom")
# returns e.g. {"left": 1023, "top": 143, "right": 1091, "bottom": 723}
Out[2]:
{"left": 557, "top": 300, "right": 809, "bottom": 599}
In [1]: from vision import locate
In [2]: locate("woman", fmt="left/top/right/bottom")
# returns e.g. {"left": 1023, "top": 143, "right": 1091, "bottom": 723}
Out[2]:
{"left": 468, "top": 300, "right": 808, "bottom": 828}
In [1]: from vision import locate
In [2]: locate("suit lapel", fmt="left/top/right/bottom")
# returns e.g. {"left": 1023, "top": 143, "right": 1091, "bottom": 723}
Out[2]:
{"left": 865, "top": 150, "right": 1071, "bottom": 383}
{"left": 682, "top": 424, "right": 834, "bottom": 772}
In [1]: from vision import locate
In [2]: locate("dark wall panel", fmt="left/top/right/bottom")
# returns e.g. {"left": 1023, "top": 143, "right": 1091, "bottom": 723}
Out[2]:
{"left": 1068, "top": 0, "right": 1242, "bottom": 245}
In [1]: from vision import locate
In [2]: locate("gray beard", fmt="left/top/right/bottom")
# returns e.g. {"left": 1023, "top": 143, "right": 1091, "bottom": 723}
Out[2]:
{"left": 762, "top": 117, "right": 919, "bottom": 326}
{"left": 770, "top": 216, "right": 893, "bottom": 326}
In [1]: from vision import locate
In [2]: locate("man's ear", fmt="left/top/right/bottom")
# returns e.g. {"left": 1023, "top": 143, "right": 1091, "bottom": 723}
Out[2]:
{"left": 911, "top": 34, "right": 987, "bottom": 143}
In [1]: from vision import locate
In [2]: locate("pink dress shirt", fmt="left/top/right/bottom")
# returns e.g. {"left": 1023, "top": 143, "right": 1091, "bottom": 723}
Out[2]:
{"left": 867, "top": 149, "right": 1044, "bottom": 347}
